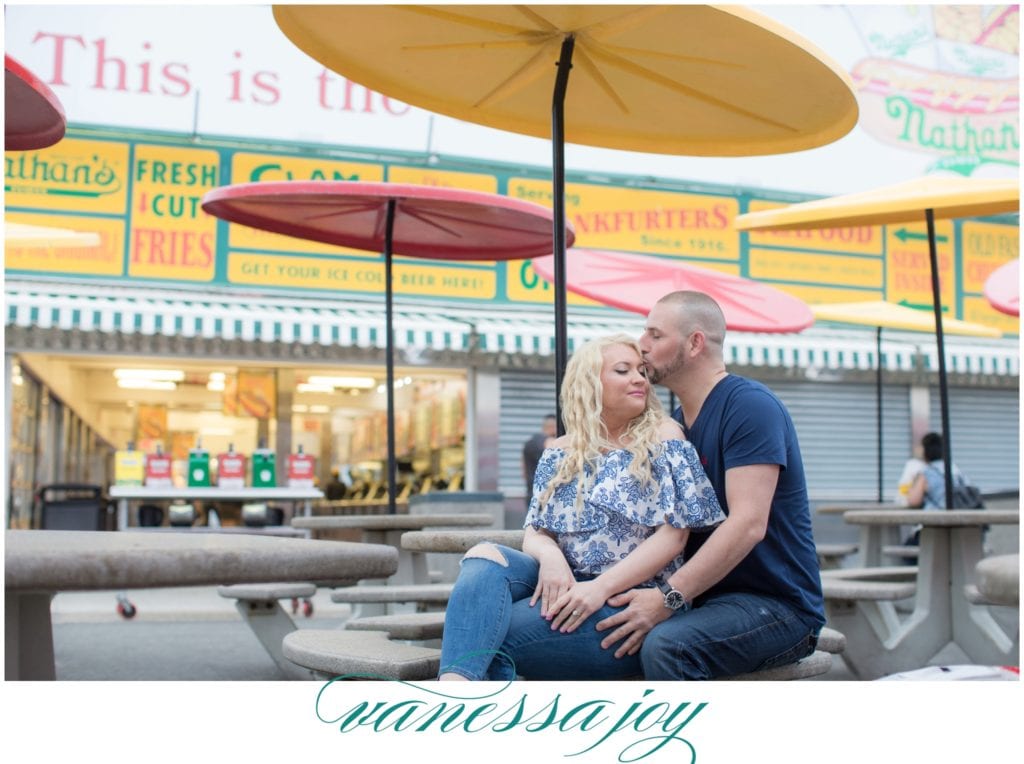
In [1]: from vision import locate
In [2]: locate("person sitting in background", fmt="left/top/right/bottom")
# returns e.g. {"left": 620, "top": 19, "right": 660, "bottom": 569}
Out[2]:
{"left": 894, "top": 447, "right": 926, "bottom": 506}
{"left": 522, "top": 413, "right": 558, "bottom": 509}
{"left": 324, "top": 468, "right": 347, "bottom": 501}
{"left": 905, "top": 432, "right": 973, "bottom": 510}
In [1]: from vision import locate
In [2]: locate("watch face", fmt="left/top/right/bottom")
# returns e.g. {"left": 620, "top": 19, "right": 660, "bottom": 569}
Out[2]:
{"left": 665, "top": 590, "right": 686, "bottom": 610}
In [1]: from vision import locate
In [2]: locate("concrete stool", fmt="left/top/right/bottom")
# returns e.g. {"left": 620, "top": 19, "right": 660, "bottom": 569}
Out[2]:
{"left": 283, "top": 629, "right": 441, "bottom": 681}
{"left": 218, "top": 582, "right": 319, "bottom": 680}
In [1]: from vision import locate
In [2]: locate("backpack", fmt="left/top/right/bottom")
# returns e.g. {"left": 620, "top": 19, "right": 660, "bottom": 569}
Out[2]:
{"left": 926, "top": 465, "right": 985, "bottom": 509}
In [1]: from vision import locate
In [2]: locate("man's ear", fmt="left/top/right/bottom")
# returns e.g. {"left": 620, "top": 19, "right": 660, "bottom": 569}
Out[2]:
{"left": 689, "top": 330, "right": 706, "bottom": 355}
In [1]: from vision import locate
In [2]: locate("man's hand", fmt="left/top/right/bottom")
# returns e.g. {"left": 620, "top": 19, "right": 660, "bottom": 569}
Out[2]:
{"left": 595, "top": 588, "right": 670, "bottom": 658}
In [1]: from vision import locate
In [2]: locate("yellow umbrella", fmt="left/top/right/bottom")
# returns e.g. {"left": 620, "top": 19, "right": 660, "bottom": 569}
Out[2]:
{"left": 735, "top": 177, "right": 1020, "bottom": 508}
{"left": 811, "top": 300, "right": 1001, "bottom": 501}
{"left": 812, "top": 301, "right": 1002, "bottom": 338}
{"left": 272, "top": 4, "right": 859, "bottom": 427}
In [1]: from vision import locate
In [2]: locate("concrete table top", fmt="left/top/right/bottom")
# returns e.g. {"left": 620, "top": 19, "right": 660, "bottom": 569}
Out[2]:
{"left": 5, "top": 529, "right": 398, "bottom": 591}
{"left": 401, "top": 529, "right": 526, "bottom": 553}
{"left": 975, "top": 554, "right": 1019, "bottom": 606}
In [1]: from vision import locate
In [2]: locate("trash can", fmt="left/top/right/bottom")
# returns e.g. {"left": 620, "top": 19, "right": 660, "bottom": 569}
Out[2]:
{"left": 37, "top": 484, "right": 110, "bottom": 531}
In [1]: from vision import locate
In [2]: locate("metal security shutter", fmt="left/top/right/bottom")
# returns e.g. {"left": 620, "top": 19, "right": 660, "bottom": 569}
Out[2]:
{"left": 498, "top": 370, "right": 558, "bottom": 501}
{"left": 928, "top": 387, "right": 1019, "bottom": 494}
{"left": 769, "top": 380, "right": 913, "bottom": 502}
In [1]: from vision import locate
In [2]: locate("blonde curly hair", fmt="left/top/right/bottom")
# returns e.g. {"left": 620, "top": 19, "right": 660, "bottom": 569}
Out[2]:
{"left": 537, "top": 334, "right": 668, "bottom": 509}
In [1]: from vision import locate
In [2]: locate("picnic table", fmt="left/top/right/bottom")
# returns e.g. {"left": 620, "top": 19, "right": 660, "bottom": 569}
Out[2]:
{"left": 4, "top": 529, "right": 398, "bottom": 680}
{"left": 816, "top": 502, "right": 907, "bottom": 566}
{"left": 823, "top": 509, "right": 1019, "bottom": 679}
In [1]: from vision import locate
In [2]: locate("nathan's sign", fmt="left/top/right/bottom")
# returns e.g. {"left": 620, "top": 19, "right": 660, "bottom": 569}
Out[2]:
{"left": 852, "top": 58, "right": 1019, "bottom": 175}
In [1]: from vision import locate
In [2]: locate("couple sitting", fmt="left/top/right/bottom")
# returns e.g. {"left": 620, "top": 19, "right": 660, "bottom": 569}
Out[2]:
{"left": 439, "top": 291, "right": 825, "bottom": 681}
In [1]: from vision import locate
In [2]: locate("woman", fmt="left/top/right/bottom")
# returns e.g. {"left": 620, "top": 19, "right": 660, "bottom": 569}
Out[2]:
{"left": 438, "top": 334, "right": 724, "bottom": 681}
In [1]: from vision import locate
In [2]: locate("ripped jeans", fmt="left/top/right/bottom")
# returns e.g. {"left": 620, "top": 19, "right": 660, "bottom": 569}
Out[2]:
{"left": 438, "top": 544, "right": 643, "bottom": 681}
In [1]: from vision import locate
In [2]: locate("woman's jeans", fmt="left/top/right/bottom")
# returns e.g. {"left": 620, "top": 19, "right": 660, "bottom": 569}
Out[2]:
{"left": 639, "top": 590, "right": 819, "bottom": 680}
{"left": 439, "top": 544, "right": 643, "bottom": 681}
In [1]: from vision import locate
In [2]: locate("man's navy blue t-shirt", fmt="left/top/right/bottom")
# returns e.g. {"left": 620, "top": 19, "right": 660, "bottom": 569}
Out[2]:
{"left": 674, "top": 374, "right": 825, "bottom": 630}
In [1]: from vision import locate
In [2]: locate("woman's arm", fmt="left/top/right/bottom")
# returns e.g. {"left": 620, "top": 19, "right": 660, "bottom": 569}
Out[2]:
{"left": 548, "top": 521, "right": 689, "bottom": 632}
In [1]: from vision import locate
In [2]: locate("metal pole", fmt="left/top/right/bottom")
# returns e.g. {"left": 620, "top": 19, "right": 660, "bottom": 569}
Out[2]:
{"left": 551, "top": 34, "right": 575, "bottom": 436}
{"left": 876, "top": 326, "right": 883, "bottom": 503}
{"left": 925, "top": 208, "right": 954, "bottom": 509}
{"left": 384, "top": 199, "right": 399, "bottom": 514}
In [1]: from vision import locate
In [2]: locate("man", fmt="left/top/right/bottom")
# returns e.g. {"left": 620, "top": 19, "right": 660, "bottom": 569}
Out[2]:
{"left": 596, "top": 290, "right": 824, "bottom": 679}
{"left": 521, "top": 414, "right": 557, "bottom": 508}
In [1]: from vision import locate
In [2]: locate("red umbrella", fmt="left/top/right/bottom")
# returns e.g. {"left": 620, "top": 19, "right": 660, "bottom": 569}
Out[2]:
{"left": 984, "top": 258, "right": 1019, "bottom": 317}
{"left": 531, "top": 248, "right": 814, "bottom": 332}
{"left": 202, "top": 181, "right": 570, "bottom": 512}
{"left": 5, "top": 54, "right": 66, "bottom": 151}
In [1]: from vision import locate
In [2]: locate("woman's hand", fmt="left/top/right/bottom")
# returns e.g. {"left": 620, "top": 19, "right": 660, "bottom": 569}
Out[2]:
{"left": 547, "top": 580, "right": 610, "bottom": 633}
{"left": 530, "top": 553, "right": 576, "bottom": 618}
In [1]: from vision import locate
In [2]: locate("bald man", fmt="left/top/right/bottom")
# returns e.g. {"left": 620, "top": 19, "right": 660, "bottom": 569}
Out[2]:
{"left": 596, "top": 291, "right": 824, "bottom": 680}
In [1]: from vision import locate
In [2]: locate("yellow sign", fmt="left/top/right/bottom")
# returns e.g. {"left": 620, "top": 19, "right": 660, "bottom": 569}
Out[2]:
{"left": 962, "top": 296, "right": 1016, "bottom": 336}
{"left": 114, "top": 449, "right": 145, "bottom": 486}
{"left": 4, "top": 138, "right": 130, "bottom": 214}
{"left": 504, "top": 260, "right": 601, "bottom": 306}
{"left": 779, "top": 283, "right": 883, "bottom": 306}
{"left": 226, "top": 153, "right": 384, "bottom": 255}
{"left": 136, "top": 404, "right": 168, "bottom": 442}
{"left": 749, "top": 248, "right": 883, "bottom": 289}
{"left": 885, "top": 220, "right": 956, "bottom": 309}
{"left": 387, "top": 166, "right": 497, "bottom": 192}
{"left": 129, "top": 144, "right": 220, "bottom": 282}
{"left": 961, "top": 221, "right": 1020, "bottom": 293}
{"left": 228, "top": 252, "right": 497, "bottom": 299}
{"left": 237, "top": 370, "right": 276, "bottom": 420}
{"left": 746, "top": 199, "right": 884, "bottom": 255}
{"left": 3, "top": 211, "right": 124, "bottom": 276}
{"left": 508, "top": 178, "right": 740, "bottom": 260}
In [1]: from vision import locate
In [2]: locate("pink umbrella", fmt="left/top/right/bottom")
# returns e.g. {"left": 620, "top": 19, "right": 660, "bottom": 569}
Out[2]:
{"left": 531, "top": 247, "right": 814, "bottom": 332}
{"left": 984, "top": 258, "right": 1019, "bottom": 317}
{"left": 5, "top": 54, "right": 66, "bottom": 151}
{"left": 202, "top": 180, "right": 570, "bottom": 512}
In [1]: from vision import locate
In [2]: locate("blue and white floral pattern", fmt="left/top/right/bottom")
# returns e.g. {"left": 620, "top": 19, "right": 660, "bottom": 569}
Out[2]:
{"left": 525, "top": 439, "right": 725, "bottom": 581}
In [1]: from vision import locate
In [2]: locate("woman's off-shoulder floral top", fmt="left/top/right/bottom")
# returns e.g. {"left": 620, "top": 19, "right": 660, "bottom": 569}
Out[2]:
{"left": 525, "top": 439, "right": 725, "bottom": 582}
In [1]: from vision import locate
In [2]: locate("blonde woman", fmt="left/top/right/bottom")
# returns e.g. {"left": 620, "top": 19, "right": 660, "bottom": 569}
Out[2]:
{"left": 438, "top": 335, "right": 723, "bottom": 681}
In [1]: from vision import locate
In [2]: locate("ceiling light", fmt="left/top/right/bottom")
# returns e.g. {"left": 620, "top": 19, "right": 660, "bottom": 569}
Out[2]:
{"left": 208, "top": 372, "right": 226, "bottom": 381}
{"left": 292, "top": 404, "right": 309, "bottom": 413}
{"left": 117, "top": 379, "right": 177, "bottom": 391}
{"left": 114, "top": 368, "right": 185, "bottom": 382}
{"left": 296, "top": 383, "right": 335, "bottom": 394}
{"left": 309, "top": 404, "right": 330, "bottom": 414}
{"left": 207, "top": 380, "right": 225, "bottom": 391}
{"left": 307, "top": 375, "right": 375, "bottom": 389}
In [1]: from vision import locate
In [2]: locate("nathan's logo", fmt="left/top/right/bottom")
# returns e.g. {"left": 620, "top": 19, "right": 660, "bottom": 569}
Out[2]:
{"left": 4, "top": 150, "right": 124, "bottom": 197}
{"left": 852, "top": 58, "right": 1019, "bottom": 175}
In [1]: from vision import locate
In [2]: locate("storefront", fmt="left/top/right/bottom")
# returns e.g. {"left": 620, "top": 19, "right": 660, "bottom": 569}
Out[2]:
{"left": 6, "top": 274, "right": 1019, "bottom": 529}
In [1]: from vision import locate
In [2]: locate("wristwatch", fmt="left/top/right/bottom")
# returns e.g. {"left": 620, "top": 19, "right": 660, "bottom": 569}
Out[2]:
{"left": 656, "top": 579, "right": 691, "bottom": 612}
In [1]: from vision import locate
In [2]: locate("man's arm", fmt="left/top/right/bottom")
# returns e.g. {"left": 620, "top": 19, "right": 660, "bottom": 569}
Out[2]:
{"left": 597, "top": 463, "right": 779, "bottom": 657}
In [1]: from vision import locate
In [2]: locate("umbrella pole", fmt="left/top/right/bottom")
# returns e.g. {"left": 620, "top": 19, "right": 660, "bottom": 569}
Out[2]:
{"left": 551, "top": 34, "right": 575, "bottom": 436}
{"left": 384, "top": 199, "right": 399, "bottom": 515}
{"left": 876, "top": 326, "right": 883, "bottom": 503}
{"left": 925, "top": 207, "right": 954, "bottom": 509}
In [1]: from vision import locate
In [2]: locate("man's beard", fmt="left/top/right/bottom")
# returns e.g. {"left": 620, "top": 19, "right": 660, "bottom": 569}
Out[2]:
{"left": 644, "top": 347, "right": 687, "bottom": 385}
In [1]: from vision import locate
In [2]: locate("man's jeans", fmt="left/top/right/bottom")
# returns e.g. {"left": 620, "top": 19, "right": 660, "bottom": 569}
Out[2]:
{"left": 640, "top": 590, "right": 819, "bottom": 680}
{"left": 439, "top": 544, "right": 643, "bottom": 681}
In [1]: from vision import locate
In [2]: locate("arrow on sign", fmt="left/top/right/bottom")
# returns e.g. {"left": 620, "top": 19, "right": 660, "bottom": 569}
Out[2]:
{"left": 898, "top": 299, "right": 949, "bottom": 312}
{"left": 894, "top": 228, "right": 949, "bottom": 243}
